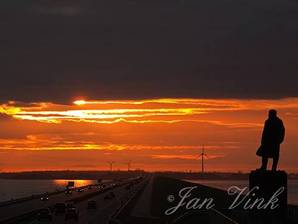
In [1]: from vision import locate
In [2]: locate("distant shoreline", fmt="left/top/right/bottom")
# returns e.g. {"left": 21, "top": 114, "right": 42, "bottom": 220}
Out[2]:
{"left": 1, "top": 170, "right": 298, "bottom": 180}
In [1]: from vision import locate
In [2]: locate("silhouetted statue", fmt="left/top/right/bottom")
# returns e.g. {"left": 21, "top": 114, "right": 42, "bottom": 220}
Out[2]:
{"left": 257, "top": 109, "right": 285, "bottom": 171}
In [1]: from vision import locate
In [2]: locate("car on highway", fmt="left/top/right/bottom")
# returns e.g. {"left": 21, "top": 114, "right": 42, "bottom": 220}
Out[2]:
{"left": 40, "top": 195, "right": 49, "bottom": 201}
{"left": 37, "top": 208, "right": 52, "bottom": 221}
{"left": 104, "top": 191, "right": 116, "bottom": 200}
{"left": 66, "top": 202, "right": 75, "bottom": 209}
{"left": 76, "top": 188, "right": 84, "bottom": 193}
{"left": 65, "top": 189, "right": 72, "bottom": 195}
{"left": 98, "top": 184, "right": 105, "bottom": 190}
{"left": 54, "top": 202, "right": 66, "bottom": 215}
{"left": 40, "top": 192, "right": 49, "bottom": 201}
{"left": 65, "top": 207, "right": 79, "bottom": 221}
{"left": 87, "top": 200, "right": 97, "bottom": 209}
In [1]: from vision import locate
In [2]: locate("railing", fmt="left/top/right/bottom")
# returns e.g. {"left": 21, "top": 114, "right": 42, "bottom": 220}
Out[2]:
{"left": 288, "top": 205, "right": 298, "bottom": 223}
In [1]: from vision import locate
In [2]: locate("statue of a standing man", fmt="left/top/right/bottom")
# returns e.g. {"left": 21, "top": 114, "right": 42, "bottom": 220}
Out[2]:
{"left": 257, "top": 109, "right": 285, "bottom": 171}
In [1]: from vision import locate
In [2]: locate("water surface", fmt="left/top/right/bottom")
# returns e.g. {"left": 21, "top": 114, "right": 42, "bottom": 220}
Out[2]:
{"left": 0, "top": 179, "right": 97, "bottom": 202}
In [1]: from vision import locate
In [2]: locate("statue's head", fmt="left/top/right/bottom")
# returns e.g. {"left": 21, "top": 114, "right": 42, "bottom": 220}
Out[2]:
{"left": 269, "top": 109, "right": 277, "bottom": 119}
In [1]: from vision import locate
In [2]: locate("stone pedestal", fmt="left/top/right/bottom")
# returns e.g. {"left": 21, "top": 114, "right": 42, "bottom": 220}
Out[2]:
{"left": 249, "top": 170, "right": 288, "bottom": 223}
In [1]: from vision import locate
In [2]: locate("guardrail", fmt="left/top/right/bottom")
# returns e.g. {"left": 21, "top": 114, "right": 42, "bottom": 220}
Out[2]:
{"left": 288, "top": 205, "right": 298, "bottom": 223}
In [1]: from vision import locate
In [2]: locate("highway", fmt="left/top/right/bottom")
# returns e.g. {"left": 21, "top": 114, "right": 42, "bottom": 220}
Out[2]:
{"left": 25, "top": 180, "right": 143, "bottom": 224}
{"left": 0, "top": 178, "right": 145, "bottom": 224}
{"left": 0, "top": 184, "right": 106, "bottom": 223}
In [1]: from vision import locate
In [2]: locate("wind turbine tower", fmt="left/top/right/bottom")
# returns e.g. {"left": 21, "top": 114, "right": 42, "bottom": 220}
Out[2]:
{"left": 127, "top": 160, "right": 132, "bottom": 172}
{"left": 199, "top": 145, "right": 207, "bottom": 174}
{"left": 108, "top": 161, "right": 115, "bottom": 172}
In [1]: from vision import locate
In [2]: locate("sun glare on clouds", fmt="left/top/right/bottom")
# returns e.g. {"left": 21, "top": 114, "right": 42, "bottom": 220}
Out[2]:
{"left": 1, "top": 98, "right": 298, "bottom": 172}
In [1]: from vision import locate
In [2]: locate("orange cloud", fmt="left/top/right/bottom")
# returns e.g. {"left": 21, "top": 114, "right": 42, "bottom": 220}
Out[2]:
{"left": 0, "top": 98, "right": 298, "bottom": 172}
{"left": 2, "top": 98, "right": 298, "bottom": 125}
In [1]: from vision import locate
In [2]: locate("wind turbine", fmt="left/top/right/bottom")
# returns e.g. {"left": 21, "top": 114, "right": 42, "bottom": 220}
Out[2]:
{"left": 126, "top": 160, "right": 132, "bottom": 172}
{"left": 198, "top": 145, "right": 208, "bottom": 173}
{"left": 107, "top": 161, "right": 115, "bottom": 172}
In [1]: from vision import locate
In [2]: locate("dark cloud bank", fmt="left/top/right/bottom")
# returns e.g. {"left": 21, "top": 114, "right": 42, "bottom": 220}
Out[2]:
{"left": 0, "top": 0, "right": 298, "bottom": 103}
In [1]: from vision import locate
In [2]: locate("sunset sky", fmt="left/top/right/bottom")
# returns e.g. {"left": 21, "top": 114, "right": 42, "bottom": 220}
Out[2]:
{"left": 0, "top": 0, "right": 298, "bottom": 172}
{"left": 1, "top": 98, "right": 298, "bottom": 172}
